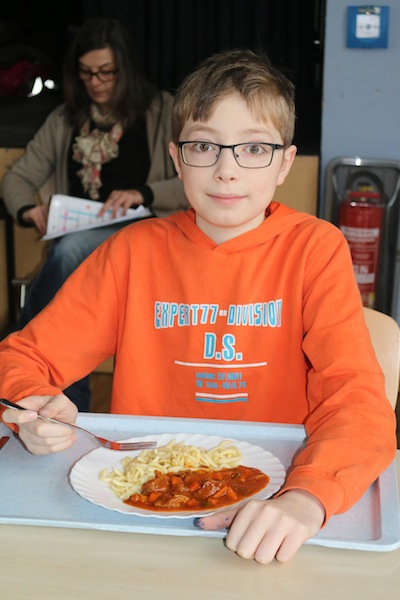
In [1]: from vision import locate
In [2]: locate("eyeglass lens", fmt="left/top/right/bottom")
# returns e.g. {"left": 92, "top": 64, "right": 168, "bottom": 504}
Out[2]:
{"left": 79, "top": 68, "right": 117, "bottom": 82}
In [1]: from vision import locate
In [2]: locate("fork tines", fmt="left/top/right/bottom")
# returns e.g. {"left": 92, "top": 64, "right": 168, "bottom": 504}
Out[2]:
{"left": 119, "top": 441, "right": 157, "bottom": 450}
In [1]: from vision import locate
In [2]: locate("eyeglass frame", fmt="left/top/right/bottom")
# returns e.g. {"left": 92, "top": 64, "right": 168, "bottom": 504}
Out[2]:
{"left": 178, "top": 141, "right": 284, "bottom": 169}
{"left": 78, "top": 67, "right": 119, "bottom": 82}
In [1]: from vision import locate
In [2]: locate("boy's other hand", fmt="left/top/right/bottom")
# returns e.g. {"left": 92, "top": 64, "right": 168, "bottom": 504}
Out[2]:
{"left": 196, "top": 490, "right": 325, "bottom": 564}
{"left": 1, "top": 394, "right": 78, "bottom": 455}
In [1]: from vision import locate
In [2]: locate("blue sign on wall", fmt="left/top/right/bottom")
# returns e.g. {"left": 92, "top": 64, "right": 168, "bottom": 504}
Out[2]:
{"left": 347, "top": 6, "right": 390, "bottom": 48}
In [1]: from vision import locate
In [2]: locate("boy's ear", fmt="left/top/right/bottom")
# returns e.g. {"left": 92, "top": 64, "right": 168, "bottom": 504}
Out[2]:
{"left": 169, "top": 142, "right": 183, "bottom": 179}
{"left": 276, "top": 144, "right": 297, "bottom": 187}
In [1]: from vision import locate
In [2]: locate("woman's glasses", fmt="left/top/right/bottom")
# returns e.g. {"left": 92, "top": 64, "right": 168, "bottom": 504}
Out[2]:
{"left": 79, "top": 67, "right": 118, "bottom": 82}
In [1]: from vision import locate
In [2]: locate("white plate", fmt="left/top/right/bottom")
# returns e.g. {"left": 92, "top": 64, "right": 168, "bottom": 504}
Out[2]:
{"left": 70, "top": 433, "right": 286, "bottom": 518}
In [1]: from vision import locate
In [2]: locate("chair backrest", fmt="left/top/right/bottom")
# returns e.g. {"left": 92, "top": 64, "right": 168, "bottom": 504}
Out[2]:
{"left": 363, "top": 307, "right": 400, "bottom": 409}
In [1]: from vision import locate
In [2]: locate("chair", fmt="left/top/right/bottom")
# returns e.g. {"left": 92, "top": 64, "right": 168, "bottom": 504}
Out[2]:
{"left": 363, "top": 306, "right": 400, "bottom": 409}
{"left": 0, "top": 197, "right": 16, "bottom": 324}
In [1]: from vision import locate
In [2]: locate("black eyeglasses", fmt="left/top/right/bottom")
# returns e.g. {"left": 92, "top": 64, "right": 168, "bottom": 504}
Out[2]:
{"left": 78, "top": 67, "right": 118, "bottom": 82}
{"left": 178, "top": 141, "right": 284, "bottom": 169}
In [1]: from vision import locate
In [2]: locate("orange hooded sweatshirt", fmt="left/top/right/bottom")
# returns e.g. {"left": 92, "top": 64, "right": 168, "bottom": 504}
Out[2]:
{"left": 0, "top": 202, "right": 396, "bottom": 521}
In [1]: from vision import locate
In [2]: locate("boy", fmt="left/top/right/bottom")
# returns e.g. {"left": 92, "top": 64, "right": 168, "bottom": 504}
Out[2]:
{"left": 0, "top": 50, "right": 396, "bottom": 564}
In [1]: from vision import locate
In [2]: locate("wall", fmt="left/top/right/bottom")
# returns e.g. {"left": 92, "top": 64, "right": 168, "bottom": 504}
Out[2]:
{"left": 320, "top": 0, "right": 400, "bottom": 215}
{"left": 274, "top": 156, "right": 319, "bottom": 215}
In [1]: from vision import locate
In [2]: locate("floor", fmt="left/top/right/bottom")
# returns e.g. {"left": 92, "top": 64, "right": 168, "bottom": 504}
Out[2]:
{"left": 90, "top": 373, "right": 400, "bottom": 449}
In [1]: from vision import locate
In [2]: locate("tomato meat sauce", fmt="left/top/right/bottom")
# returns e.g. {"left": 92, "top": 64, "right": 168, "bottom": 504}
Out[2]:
{"left": 124, "top": 465, "right": 270, "bottom": 511}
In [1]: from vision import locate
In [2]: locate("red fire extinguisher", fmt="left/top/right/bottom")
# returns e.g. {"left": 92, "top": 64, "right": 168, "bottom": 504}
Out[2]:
{"left": 338, "top": 187, "right": 385, "bottom": 309}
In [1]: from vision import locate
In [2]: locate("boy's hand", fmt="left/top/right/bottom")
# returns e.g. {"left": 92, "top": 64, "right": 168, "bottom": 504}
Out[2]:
{"left": 197, "top": 490, "right": 325, "bottom": 564}
{"left": 1, "top": 394, "right": 78, "bottom": 455}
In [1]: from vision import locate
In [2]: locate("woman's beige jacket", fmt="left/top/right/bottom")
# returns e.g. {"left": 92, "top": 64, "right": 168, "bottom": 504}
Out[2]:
{"left": 3, "top": 91, "right": 187, "bottom": 221}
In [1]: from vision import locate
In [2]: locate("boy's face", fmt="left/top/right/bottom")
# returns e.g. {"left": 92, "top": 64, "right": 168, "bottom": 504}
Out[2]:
{"left": 169, "top": 93, "right": 296, "bottom": 244}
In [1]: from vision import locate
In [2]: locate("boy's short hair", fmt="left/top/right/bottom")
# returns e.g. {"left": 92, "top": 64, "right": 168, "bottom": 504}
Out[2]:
{"left": 171, "top": 49, "right": 296, "bottom": 147}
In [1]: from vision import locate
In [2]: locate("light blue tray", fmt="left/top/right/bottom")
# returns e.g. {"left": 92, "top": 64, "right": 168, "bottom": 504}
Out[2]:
{"left": 0, "top": 414, "right": 399, "bottom": 551}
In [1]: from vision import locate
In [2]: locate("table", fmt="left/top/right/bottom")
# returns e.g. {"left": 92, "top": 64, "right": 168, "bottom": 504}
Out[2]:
{"left": 0, "top": 453, "right": 399, "bottom": 600}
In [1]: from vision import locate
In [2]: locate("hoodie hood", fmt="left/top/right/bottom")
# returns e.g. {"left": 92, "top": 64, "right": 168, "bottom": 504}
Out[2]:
{"left": 168, "top": 202, "right": 317, "bottom": 253}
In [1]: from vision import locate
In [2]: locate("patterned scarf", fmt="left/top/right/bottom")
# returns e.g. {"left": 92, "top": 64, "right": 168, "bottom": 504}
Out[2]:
{"left": 72, "top": 104, "right": 123, "bottom": 200}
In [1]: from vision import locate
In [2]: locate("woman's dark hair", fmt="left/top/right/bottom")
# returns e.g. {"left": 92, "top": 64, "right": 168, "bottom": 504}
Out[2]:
{"left": 63, "top": 17, "right": 156, "bottom": 128}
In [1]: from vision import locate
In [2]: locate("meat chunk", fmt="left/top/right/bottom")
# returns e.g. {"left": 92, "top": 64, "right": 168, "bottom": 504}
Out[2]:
{"left": 142, "top": 473, "right": 170, "bottom": 493}
{"left": 154, "top": 494, "right": 190, "bottom": 508}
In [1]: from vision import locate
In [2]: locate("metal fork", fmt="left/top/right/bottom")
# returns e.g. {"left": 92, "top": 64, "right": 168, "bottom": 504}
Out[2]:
{"left": 0, "top": 399, "right": 157, "bottom": 451}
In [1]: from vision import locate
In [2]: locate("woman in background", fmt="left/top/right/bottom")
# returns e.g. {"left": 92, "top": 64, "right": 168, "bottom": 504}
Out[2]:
{"left": 2, "top": 16, "right": 187, "bottom": 411}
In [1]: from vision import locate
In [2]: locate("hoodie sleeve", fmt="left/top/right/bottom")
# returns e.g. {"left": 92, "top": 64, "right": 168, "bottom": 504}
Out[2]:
{"left": 275, "top": 222, "right": 397, "bottom": 521}
{"left": 0, "top": 234, "right": 122, "bottom": 406}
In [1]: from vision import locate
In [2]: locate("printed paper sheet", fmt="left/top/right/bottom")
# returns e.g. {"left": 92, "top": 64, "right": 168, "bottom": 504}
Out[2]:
{"left": 42, "top": 194, "right": 152, "bottom": 240}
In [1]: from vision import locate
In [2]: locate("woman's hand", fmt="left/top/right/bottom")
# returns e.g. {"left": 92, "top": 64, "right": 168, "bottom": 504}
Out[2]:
{"left": 196, "top": 490, "right": 325, "bottom": 564}
{"left": 21, "top": 205, "right": 49, "bottom": 235}
{"left": 98, "top": 189, "right": 144, "bottom": 218}
{"left": 1, "top": 394, "right": 78, "bottom": 455}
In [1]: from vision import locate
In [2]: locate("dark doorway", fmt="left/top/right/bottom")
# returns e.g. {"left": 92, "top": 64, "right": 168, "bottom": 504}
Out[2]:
{"left": 1, "top": 1, "right": 325, "bottom": 154}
